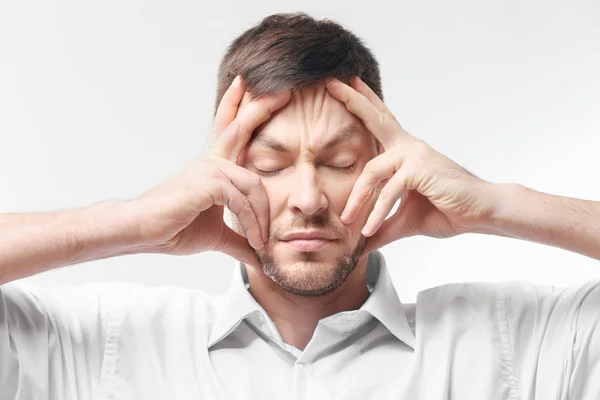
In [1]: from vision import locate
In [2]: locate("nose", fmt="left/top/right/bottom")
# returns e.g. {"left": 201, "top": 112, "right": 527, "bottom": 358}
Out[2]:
{"left": 287, "top": 164, "right": 328, "bottom": 216}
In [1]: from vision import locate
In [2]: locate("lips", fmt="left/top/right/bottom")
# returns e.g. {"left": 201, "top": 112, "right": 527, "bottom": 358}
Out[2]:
{"left": 280, "top": 231, "right": 337, "bottom": 251}
{"left": 282, "top": 238, "right": 335, "bottom": 251}
{"left": 281, "top": 231, "right": 338, "bottom": 241}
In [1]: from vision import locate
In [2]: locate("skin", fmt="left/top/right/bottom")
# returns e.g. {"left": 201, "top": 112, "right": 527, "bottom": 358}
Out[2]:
{"left": 233, "top": 85, "right": 381, "bottom": 349}
{"left": 219, "top": 76, "right": 495, "bottom": 350}
{"left": 146, "top": 75, "right": 600, "bottom": 351}
{"left": 140, "top": 74, "right": 500, "bottom": 350}
{"left": 3, "top": 69, "right": 599, "bottom": 357}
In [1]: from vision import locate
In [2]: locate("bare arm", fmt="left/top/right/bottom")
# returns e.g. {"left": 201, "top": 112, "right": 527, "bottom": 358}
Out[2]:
{"left": 480, "top": 183, "right": 600, "bottom": 261}
{"left": 0, "top": 200, "right": 147, "bottom": 285}
{"left": 326, "top": 77, "right": 600, "bottom": 263}
{"left": 0, "top": 78, "right": 289, "bottom": 286}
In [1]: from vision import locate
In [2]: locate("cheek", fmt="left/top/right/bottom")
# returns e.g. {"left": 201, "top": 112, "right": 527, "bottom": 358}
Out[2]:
{"left": 321, "top": 173, "right": 356, "bottom": 213}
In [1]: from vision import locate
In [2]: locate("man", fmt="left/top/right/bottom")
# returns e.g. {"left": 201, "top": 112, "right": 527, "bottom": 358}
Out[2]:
{"left": 1, "top": 12, "right": 599, "bottom": 399}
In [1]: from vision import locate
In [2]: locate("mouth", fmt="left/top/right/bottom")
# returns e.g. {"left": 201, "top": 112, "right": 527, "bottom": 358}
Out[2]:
{"left": 281, "top": 238, "right": 336, "bottom": 252}
{"left": 279, "top": 230, "right": 338, "bottom": 252}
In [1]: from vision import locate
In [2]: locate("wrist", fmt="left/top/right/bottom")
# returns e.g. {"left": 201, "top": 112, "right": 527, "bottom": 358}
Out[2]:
{"left": 0, "top": 199, "right": 151, "bottom": 284}
{"left": 76, "top": 199, "right": 152, "bottom": 259}
{"left": 473, "top": 182, "right": 526, "bottom": 238}
{"left": 474, "top": 183, "right": 600, "bottom": 260}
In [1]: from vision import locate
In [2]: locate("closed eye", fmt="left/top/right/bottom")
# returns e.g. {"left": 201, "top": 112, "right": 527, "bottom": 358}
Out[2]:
{"left": 325, "top": 164, "right": 355, "bottom": 172}
{"left": 255, "top": 168, "right": 285, "bottom": 176}
{"left": 255, "top": 164, "right": 355, "bottom": 177}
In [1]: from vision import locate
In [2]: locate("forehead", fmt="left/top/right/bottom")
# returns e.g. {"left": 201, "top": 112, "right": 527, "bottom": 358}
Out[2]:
{"left": 249, "top": 85, "right": 368, "bottom": 149}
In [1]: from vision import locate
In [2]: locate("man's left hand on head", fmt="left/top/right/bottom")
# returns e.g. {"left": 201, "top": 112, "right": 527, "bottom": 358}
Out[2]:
{"left": 326, "top": 76, "right": 499, "bottom": 254}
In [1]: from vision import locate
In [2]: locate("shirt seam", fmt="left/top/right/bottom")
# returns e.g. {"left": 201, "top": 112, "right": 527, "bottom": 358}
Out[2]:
{"left": 562, "top": 281, "right": 600, "bottom": 398}
{"left": 497, "top": 284, "right": 521, "bottom": 399}
{"left": 98, "top": 286, "right": 121, "bottom": 400}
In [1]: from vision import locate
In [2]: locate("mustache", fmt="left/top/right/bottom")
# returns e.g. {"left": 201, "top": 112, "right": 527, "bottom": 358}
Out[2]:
{"left": 270, "top": 215, "right": 348, "bottom": 240}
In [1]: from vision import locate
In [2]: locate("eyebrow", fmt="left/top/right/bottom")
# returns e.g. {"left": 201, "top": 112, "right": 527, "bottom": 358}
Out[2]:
{"left": 249, "top": 123, "right": 365, "bottom": 153}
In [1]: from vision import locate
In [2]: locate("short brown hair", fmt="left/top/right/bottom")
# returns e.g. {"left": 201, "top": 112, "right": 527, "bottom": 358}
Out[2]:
{"left": 214, "top": 13, "right": 383, "bottom": 114}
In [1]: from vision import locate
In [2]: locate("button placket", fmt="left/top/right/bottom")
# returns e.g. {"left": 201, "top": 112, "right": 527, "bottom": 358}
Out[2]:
{"left": 305, "top": 364, "right": 314, "bottom": 377}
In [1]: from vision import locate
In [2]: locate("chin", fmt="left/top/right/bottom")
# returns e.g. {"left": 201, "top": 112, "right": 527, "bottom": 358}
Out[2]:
{"left": 254, "top": 238, "right": 365, "bottom": 297}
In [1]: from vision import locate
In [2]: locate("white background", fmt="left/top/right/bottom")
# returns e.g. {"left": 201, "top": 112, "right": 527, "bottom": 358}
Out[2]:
{"left": 1, "top": 0, "right": 598, "bottom": 302}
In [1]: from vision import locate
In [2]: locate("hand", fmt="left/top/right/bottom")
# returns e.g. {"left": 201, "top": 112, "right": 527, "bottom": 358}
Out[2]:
{"left": 326, "top": 77, "right": 497, "bottom": 254}
{"left": 134, "top": 76, "right": 291, "bottom": 271}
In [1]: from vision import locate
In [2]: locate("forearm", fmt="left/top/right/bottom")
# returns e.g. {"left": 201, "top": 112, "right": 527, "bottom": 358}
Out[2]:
{"left": 0, "top": 200, "right": 148, "bottom": 285}
{"left": 480, "top": 183, "right": 600, "bottom": 261}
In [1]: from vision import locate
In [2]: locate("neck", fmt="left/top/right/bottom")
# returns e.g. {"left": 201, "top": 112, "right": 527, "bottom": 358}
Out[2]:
{"left": 246, "top": 253, "right": 371, "bottom": 351}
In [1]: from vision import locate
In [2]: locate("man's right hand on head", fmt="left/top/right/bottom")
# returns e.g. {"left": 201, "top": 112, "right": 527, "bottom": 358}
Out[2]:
{"left": 133, "top": 76, "right": 291, "bottom": 272}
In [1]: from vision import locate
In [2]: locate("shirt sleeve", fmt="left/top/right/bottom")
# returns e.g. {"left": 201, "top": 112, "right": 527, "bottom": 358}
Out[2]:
{"left": 503, "top": 279, "right": 600, "bottom": 400}
{"left": 0, "top": 281, "right": 113, "bottom": 400}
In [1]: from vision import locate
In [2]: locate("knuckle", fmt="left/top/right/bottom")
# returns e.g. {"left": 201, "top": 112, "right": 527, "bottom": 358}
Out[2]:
{"left": 377, "top": 190, "right": 395, "bottom": 206}
{"left": 259, "top": 103, "right": 274, "bottom": 118}
{"left": 205, "top": 145, "right": 226, "bottom": 160}
{"left": 246, "top": 173, "right": 262, "bottom": 189}
{"left": 447, "top": 165, "right": 469, "bottom": 180}
{"left": 340, "top": 91, "right": 352, "bottom": 105}
{"left": 216, "top": 184, "right": 231, "bottom": 206}
{"left": 206, "top": 163, "right": 223, "bottom": 181}
{"left": 362, "top": 161, "right": 381, "bottom": 182}
{"left": 224, "top": 186, "right": 240, "bottom": 209}
{"left": 239, "top": 196, "right": 254, "bottom": 214}
{"left": 377, "top": 110, "right": 387, "bottom": 126}
{"left": 363, "top": 159, "right": 377, "bottom": 173}
{"left": 412, "top": 139, "right": 430, "bottom": 154}
{"left": 384, "top": 108, "right": 397, "bottom": 122}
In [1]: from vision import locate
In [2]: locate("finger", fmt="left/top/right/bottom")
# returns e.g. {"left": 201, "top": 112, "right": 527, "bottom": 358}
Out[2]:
{"left": 326, "top": 79, "right": 402, "bottom": 150}
{"left": 216, "top": 160, "right": 269, "bottom": 243}
{"left": 340, "top": 150, "right": 402, "bottom": 224}
{"left": 212, "top": 75, "right": 245, "bottom": 138}
{"left": 349, "top": 76, "right": 388, "bottom": 115}
{"left": 211, "top": 90, "right": 292, "bottom": 162}
{"left": 361, "top": 167, "right": 416, "bottom": 237}
{"left": 218, "top": 225, "right": 263, "bottom": 275}
{"left": 362, "top": 195, "right": 416, "bottom": 254}
{"left": 212, "top": 180, "right": 264, "bottom": 250}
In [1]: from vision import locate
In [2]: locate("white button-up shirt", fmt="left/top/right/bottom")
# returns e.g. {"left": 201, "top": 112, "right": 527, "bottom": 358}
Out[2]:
{"left": 1, "top": 251, "right": 600, "bottom": 399}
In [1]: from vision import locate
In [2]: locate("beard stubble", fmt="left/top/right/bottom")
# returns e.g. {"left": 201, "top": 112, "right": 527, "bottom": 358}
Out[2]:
{"left": 254, "top": 214, "right": 366, "bottom": 297}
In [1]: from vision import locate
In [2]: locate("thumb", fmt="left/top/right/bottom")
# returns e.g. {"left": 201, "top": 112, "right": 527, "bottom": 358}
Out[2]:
{"left": 218, "top": 226, "right": 263, "bottom": 275}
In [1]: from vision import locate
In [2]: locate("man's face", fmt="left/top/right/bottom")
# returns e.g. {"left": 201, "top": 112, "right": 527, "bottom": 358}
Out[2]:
{"left": 237, "top": 85, "right": 379, "bottom": 297}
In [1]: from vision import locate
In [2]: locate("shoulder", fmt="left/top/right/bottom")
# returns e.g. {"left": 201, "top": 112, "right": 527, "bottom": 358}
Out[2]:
{"left": 413, "top": 279, "right": 600, "bottom": 350}
{"left": 95, "top": 281, "right": 221, "bottom": 324}
{"left": 416, "top": 279, "right": 600, "bottom": 313}
{"left": 415, "top": 281, "right": 502, "bottom": 317}
{"left": 411, "top": 280, "right": 600, "bottom": 333}
{"left": 2, "top": 281, "right": 223, "bottom": 334}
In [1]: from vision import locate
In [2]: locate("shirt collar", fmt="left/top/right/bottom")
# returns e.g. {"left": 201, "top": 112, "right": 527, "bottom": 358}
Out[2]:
{"left": 207, "top": 250, "right": 415, "bottom": 350}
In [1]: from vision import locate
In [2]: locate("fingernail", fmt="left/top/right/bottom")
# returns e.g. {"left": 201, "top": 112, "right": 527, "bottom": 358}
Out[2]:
{"left": 232, "top": 75, "right": 241, "bottom": 87}
{"left": 361, "top": 225, "right": 372, "bottom": 236}
{"left": 340, "top": 210, "right": 349, "bottom": 222}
